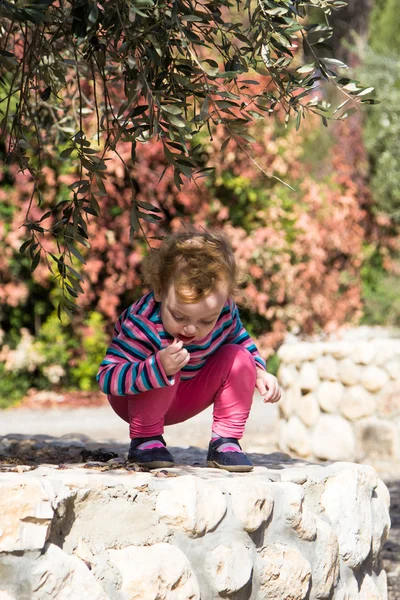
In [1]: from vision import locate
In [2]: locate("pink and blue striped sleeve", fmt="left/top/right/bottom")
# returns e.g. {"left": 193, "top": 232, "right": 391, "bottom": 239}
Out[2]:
{"left": 225, "top": 301, "right": 266, "bottom": 371}
{"left": 96, "top": 314, "right": 173, "bottom": 396}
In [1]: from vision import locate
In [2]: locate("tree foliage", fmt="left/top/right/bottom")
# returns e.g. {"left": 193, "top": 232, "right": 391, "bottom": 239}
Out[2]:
{"left": 0, "top": 0, "right": 376, "bottom": 313}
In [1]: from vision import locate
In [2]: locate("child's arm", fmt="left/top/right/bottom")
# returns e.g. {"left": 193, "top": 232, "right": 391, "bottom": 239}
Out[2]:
{"left": 96, "top": 314, "right": 173, "bottom": 396}
{"left": 224, "top": 300, "right": 266, "bottom": 370}
{"left": 225, "top": 300, "right": 281, "bottom": 403}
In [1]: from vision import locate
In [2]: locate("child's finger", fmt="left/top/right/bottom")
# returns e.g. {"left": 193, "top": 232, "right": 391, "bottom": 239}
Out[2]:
{"left": 176, "top": 353, "right": 190, "bottom": 369}
{"left": 169, "top": 339, "right": 184, "bottom": 353}
{"left": 256, "top": 378, "right": 267, "bottom": 396}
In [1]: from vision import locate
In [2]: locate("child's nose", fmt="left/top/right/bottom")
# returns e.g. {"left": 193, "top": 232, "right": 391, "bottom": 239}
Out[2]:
{"left": 184, "top": 324, "right": 197, "bottom": 335}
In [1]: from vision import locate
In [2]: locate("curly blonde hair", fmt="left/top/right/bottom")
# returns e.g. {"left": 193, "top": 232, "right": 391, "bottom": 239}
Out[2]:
{"left": 141, "top": 227, "right": 238, "bottom": 303}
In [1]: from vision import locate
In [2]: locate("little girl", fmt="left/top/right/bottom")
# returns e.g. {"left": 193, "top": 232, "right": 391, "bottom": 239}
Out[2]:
{"left": 97, "top": 228, "right": 281, "bottom": 472}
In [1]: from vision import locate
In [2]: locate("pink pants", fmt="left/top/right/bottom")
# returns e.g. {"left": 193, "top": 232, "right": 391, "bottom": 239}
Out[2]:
{"left": 108, "top": 344, "right": 256, "bottom": 439}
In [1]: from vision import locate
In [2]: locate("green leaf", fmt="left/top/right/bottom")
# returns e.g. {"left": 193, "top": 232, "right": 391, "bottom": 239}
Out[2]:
{"left": 136, "top": 200, "right": 162, "bottom": 213}
{"left": 60, "top": 147, "right": 74, "bottom": 158}
{"left": 67, "top": 243, "right": 87, "bottom": 265}
{"left": 31, "top": 250, "right": 41, "bottom": 273}
{"left": 161, "top": 105, "right": 183, "bottom": 116}
{"left": 221, "top": 137, "right": 231, "bottom": 151}
{"left": 20, "top": 239, "right": 33, "bottom": 254}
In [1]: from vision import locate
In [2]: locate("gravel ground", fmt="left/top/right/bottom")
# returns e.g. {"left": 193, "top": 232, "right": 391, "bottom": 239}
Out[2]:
{"left": 0, "top": 399, "right": 399, "bottom": 598}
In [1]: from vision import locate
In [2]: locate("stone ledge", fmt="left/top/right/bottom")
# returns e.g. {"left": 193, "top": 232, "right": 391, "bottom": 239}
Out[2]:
{"left": 0, "top": 445, "right": 391, "bottom": 600}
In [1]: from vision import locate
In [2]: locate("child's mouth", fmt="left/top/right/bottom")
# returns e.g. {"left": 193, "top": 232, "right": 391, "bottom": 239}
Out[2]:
{"left": 178, "top": 334, "right": 195, "bottom": 343}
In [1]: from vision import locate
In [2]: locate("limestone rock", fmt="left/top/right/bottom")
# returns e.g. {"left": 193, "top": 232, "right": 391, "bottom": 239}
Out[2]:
{"left": 156, "top": 475, "right": 226, "bottom": 537}
{"left": 353, "top": 343, "right": 376, "bottom": 365}
{"left": 312, "top": 414, "right": 356, "bottom": 461}
{"left": 312, "top": 518, "right": 339, "bottom": 599}
{"left": 359, "top": 573, "right": 383, "bottom": 600}
{"left": 278, "top": 364, "right": 299, "bottom": 389}
{"left": 370, "top": 479, "right": 391, "bottom": 566}
{"left": 299, "top": 362, "right": 320, "bottom": 393}
{"left": 385, "top": 358, "right": 400, "bottom": 379}
{"left": 206, "top": 542, "right": 253, "bottom": 595}
{"left": 330, "top": 342, "right": 352, "bottom": 360}
{"left": 355, "top": 417, "right": 398, "bottom": 461}
{"left": 279, "top": 384, "right": 300, "bottom": 419}
{"left": 377, "top": 380, "right": 400, "bottom": 417}
{"left": 60, "top": 488, "right": 169, "bottom": 553}
{"left": 320, "top": 465, "right": 376, "bottom": 569}
{"left": 295, "top": 392, "right": 320, "bottom": 427}
{"left": 272, "top": 482, "right": 316, "bottom": 541}
{"left": 316, "top": 381, "right": 344, "bottom": 413}
{"left": 360, "top": 366, "right": 389, "bottom": 393}
{"left": 258, "top": 543, "right": 311, "bottom": 600}
{"left": 32, "top": 543, "right": 108, "bottom": 600}
{"left": 340, "top": 385, "right": 376, "bottom": 421}
{"left": 0, "top": 478, "right": 53, "bottom": 552}
{"left": 338, "top": 358, "right": 359, "bottom": 386}
{"left": 278, "top": 343, "right": 321, "bottom": 365}
{"left": 108, "top": 543, "right": 200, "bottom": 600}
{"left": 216, "top": 478, "right": 274, "bottom": 533}
{"left": 316, "top": 355, "right": 339, "bottom": 381}
{"left": 280, "top": 416, "right": 311, "bottom": 458}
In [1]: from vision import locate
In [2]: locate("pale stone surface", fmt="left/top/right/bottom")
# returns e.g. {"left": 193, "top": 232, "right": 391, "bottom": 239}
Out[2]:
{"left": 278, "top": 343, "right": 321, "bottom": 365}
{"left": 361, "top": 365, "right": 389, "bottom": 393}
{"left": 108, "top": 543, "right": 200, "bottom": 600}
{"left": 0, "top": 478, "right": 53, "bottom": 552}
{"left": 316, "top": 381, "right": 344, "bottom": 413}
{"left": 295, "top": 392, "right": 320, "bottom": 427}
{"left": 258, "top": 543, "right": 311, "bottom": 600}
{"left": 359, "top": 573, "right": 383, "bottom": 600}
{"left": 156, "top": 475, "right": 226, "bottom": 537}
{"left": 280, "top": 416, "right": 311, "bottom": 458}
{"left": 377, "top": 380, "right": 400, "bottom": 417}
{"left": 278, "top": 364, "right": 299, "bottom": 389}
{"left": 279, "top": 384, "right": 300, "bottom": 419}
{"left": 340, "top": 385, "right": 376, "bottom": 421}
{"left": 216, "top": 478, "right": 274, "bottom": 533}
{"left": 353, "top": 343, "right": 376, "bottom": 365}
{"left": 205, "top": 542, "right": 253, "bottom": 595}
{"left": 312, "top": 518, "right": 339, "bottom": 599}
{"left": 338, "top": 358, "right": 359, "bottom": 386}
{"left": 370, "top": 479, "right": 391, "bottom": 566}
{"left": 321, "top": 466, "right": 377, "bottom": 569}
{"left": 384, "top": 358, "right": 400, "bottom": 379}
{"left": 61, "top": 488, "right": 170, "bottom": 552}
{"left": 298, "top": 362, "right": 320, "bottom": 392}
{"left": 355, "top": 418, "right": 398, "bottom": 461}
{"left": 32, "top": 543, "right": 108, "bottom": 600}
{"left": 330, "top": 341, "right": 352, "bottom": 359}
{"left": 272, "top": 482, "right": 316, "bottom": 541}
{"left": 312, "top": 414, "right": 356, "bottom": 461}
{"left": 316, "top": 355, "right": 339, "bottom": 381}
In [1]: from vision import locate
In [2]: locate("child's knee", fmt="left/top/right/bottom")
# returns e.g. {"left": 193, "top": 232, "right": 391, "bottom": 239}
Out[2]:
{"left": 219, "top": 344, "right": 256, "bottom": 377}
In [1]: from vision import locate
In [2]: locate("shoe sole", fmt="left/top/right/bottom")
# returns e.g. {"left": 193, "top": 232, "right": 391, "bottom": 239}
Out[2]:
{"left": 207, "top": 460, "right": 254, "bottom": 473}
{"left": 134, "top": 460, "right": 175, "bottom": 470}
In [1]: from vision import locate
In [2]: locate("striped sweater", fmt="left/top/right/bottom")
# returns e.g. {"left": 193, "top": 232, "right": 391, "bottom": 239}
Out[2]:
{"left": 96, "top": 292, "right": 266, "bottom": 396}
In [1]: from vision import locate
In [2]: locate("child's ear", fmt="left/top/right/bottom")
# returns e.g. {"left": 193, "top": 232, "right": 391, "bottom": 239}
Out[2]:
{"left": 153, "top": 286, "right": 162, "bottom": 302}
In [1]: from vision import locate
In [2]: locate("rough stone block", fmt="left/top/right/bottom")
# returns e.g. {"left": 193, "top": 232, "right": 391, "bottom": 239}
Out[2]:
{"left": 295, "top": 392, "right": 320, "bottom": 427}
{"left": 377, "top": 380, "right": 400, "bottom": 417}
{"left": 280, "top": 416, "right": 311, "bottom": 458}
{"left": 155, "top": 475, "right": 226, "bottom": 537}
{"left": 108, "top": 543, "right": 200, "bottom": 600}
{"left": 0, "top": 478, "right": 53, "bottom": 552}
{"left": 258, "top": 543, "right": 311, "bottom": 600}
{"left": 299, "top": 362, "right": 320, "bottom": 393}
{"left": 316, "top": 355, "right": 339, "bottom": 381}
{"left": 340, "top": 385, "right": 376, "bottom": 421}
{"left": 360, "top": 366, "right": 389, "bottom": 393}
{"left": 355, "top": 417, "right": 398, "bottom": 461}
{"left": 216, "top": 478, "right": 274, "bottom": 533}
{"left": 205, "top": 541, "right": 253, "bottom": 595}
{"left": 312, "top": 414, "right": 356, "bottom": 461}
{"left": 338, "top": 358, "right": 359, "bottom": 386}
{"left": 316, "top": 381, "right": 344, "bottom": 413}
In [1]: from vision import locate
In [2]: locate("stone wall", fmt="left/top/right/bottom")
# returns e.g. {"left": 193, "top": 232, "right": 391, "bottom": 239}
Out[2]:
{"left": 0, "top": 455, "right": 390, "bottom": 599}
{"left": 277, "top": 328, "right": 400, "bottom": 463}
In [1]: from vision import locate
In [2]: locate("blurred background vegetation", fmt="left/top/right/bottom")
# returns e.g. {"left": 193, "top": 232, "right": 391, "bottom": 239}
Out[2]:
{"left": 0, "top": 0, "right": 399, "bottom": 406}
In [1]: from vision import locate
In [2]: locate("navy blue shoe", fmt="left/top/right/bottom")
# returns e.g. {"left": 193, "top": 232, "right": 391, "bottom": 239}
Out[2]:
{"left": 207, "top": 437, "right": 254, "bottom": 472}
{"left": 128, "top": 435, "right": 174, "bottom": 469}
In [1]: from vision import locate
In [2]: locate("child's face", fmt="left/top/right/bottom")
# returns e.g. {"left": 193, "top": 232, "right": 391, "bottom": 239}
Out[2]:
{"left": 157, "top": 282, "right": 229, "bottom": 344}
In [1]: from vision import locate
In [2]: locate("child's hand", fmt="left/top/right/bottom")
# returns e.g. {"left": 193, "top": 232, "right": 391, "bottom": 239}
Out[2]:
{"left": 256, "top": 369, "right": 282, "bottom": 403}
{"left": 159, "top": 338, "right": 190, "bottom": 376}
